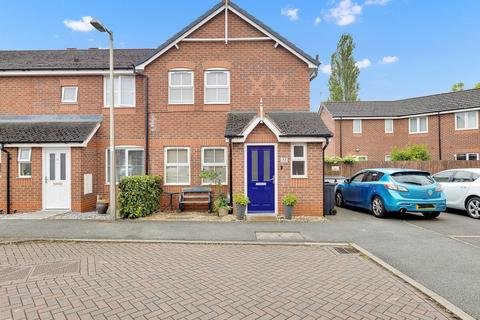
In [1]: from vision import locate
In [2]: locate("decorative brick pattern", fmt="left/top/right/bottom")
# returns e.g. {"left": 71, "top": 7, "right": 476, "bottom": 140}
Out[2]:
{"left": 0, "top": 242, "right": 455, "bottom": 320}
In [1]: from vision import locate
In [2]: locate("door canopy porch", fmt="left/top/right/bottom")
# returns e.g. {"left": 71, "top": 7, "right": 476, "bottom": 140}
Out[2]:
{"left": 225, "top": 111, "right": 332, "bottom": 143}
{"left": 0, "top": 115, "right": 102, "bottom": 147}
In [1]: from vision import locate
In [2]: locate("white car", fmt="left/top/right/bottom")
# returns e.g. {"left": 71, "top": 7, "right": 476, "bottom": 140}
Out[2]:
{"left": 433, "top": 169, "right": 480, "bottom": 219}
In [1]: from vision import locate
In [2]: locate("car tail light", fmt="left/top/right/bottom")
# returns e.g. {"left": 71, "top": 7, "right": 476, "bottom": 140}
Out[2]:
{"left": 384, "top": 183, "right": 408, "bottom": 192}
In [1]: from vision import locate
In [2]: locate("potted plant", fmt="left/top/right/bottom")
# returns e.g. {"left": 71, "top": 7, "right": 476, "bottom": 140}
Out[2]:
{"left": 233, "top": 193, "right": 249, "bottom": 220}
{"left": 96, "top": 196, "right": 109, "bottom": 215}
{"left": 214, "top": 194, "right": 231, "bottom": 217}
{"left": 282, "top": 193, "right": 298, "bottom": 220}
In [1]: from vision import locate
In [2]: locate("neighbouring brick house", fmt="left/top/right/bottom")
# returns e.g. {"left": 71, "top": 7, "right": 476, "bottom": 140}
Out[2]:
{"left": 320, "top": 89, "right": 480, "bottom": 162}
{"left": 0, "top": 1, "right": 332, "bottom": 216}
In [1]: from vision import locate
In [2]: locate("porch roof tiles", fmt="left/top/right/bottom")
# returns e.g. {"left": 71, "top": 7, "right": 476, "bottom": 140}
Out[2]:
{"left": 225, "top": 111, "right": 332, "bottom": 138}
{"left": 0, "top": 115, "right": 102, "bottom": 144}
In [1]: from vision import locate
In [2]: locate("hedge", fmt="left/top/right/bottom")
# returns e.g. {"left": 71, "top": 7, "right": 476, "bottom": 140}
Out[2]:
{"left": 118, "top": 175, "right": 162, "bottom": 219}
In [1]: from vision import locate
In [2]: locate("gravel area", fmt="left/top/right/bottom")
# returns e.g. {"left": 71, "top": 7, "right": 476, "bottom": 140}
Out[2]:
{"left": 48, "top": 211, "right": 110, "bottom": 220}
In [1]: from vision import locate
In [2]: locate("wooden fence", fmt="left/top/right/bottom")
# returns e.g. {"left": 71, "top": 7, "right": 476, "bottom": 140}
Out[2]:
{"left": 325, "top": 160, "right": 480, "bottom": 178}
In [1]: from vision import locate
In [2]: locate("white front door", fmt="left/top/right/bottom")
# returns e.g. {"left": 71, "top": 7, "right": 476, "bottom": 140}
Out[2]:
{"left": 43, "top": 147, "right": 71, "bottom": 210}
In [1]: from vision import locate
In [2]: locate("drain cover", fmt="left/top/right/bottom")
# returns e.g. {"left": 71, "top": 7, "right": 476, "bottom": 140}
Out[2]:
{"left": 0, "top": 266, "right": 32, "bottom": 283}
{"left": 333, "top": 247, "right": 359, "bottom": 254}
{"left": 30, "top": 261, "right": 80, "bottom": 278}
{"left": 256, "top": 232, "right": 304, "bottom": 241}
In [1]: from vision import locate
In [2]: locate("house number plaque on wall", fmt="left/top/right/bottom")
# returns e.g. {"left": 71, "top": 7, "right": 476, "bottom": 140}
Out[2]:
{"left": 280, "top": 157, "right": 289, "bottom": 164}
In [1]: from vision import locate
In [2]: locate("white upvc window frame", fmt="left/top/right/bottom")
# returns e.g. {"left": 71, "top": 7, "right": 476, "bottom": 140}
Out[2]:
{"left": 164, "top": 147, "right": 191, "bottom": 186}
{"left": 61, "top": 86, "right": 78, "bottom": 104}
{"left": 291, "top": 143, "right": 307, "bottom": 178}
{"left": 204, "top": 69, "right": 230, "bottom": 105}
{"left": 409, "top": 116, "right": 428, "bottom": 134}
{"left": 201, "top": 147, "right": 228, "bottom": 185}
{"left": 454, "top": 153, "right": 479, "bottom": 161}
{"left": 385, "top": 119, "right": 394, "bottom": 133}
{"left": 455, "top": 111, "right": 478, "bottom": 131}
{"left": 168, "top": 69, "right": 194, "bottom": 105}
{"left": 353, "top": 119, "right": 362, "bottom": 134}
{"left": 103, "top": 75, "right": 136, "bottom": 108}
{"left": 18, "top": 147, "right": 32, "bottom": 178}
{"left": 353, "top": 155, "right": 368, "bottom": 161}
{"left": 105, "top": 147, "right": 145, "bottom": 184}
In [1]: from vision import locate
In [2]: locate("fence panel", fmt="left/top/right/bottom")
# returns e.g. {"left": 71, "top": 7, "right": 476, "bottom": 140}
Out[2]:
{"left": 325, "top": 160, "right": 480, "bottom": 178}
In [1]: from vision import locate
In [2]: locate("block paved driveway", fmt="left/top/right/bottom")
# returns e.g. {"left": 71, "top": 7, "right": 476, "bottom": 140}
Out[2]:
{"left": 0, "top": 242, "right": 455, "bottom": 320}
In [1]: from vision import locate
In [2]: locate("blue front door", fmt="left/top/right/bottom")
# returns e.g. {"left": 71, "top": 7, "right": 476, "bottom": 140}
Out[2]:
{"left": 247, "top": 145, "right": 275, "bottom": 213}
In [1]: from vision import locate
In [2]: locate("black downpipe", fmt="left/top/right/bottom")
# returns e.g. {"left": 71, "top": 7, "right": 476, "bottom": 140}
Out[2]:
{"left": 437, "top": 112, "right": 442, "bottom": 160}
{"left": 228, "top": 138, "right": 233, "bottom": 214}
{"left": 339, "top": 117, "right": 343, "bottom": 157}
{"left": 143, "top": 75, "right": 150, "bottom": 174}
{"left": 0, "top": 146, "right": 11, "bottom": 214}
{"left": 322, "top": 138, "right": 330, "bottom": 215}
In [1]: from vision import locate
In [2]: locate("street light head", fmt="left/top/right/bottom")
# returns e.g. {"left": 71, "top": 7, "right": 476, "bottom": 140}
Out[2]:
{"left": 90, "top": 18, "right": 108, "bottom": 33}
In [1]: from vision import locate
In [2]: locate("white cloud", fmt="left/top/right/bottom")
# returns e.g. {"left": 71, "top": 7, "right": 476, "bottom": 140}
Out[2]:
{"left": 314, "top": 17, "right": 322, "bottom": 25}
{"left": 327, "top": 0, "right": 362, "bottom": 26}
{"left": 281, "top": 7, "right": 300, "bottom": 21}
{"left": 63, "top": 16, "right": 94, "bottom": 32}
{"left": 365, "top": 0, "right": 390, "bottom": 5}
{"left": 355, "top": 58, "right": 371, "bottom": 69}
{"left": 319, "top": 64, "right": 332, "bottom": 75}
{"left": 380, "top": 55, "right": 399, "bottom": 64}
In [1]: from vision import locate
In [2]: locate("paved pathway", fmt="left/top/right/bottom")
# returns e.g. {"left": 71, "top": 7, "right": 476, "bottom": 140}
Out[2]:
{"left": 0, "top": 242, "right": 454, "bottom": 320}
{"left": 0, "top": 208, "right": 478, "bottom": 318}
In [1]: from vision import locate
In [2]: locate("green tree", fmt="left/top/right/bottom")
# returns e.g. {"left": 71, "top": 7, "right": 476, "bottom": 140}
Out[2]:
{"left": 451, "top": 82, "right": 465, "bottom": 92}
{"left": 474, "top": 83, "right": 480, "bottom": 89}
{"left": 391, "top": 144, "right": 431, "bottom": 161}
{"left": 328, "top": 34, "right": 360, "bottom": 102}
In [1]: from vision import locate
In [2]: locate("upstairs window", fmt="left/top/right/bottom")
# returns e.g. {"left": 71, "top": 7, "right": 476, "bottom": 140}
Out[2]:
{"left": 409, "top": 116, "right": 428, "bottom": 134}
{"left": 18, "top": 147, "right": 32, "bottom": 178}
{"left": 61, "top": 86, "right": 78, "bottom": 104}
{"left": 169, "top": 70, "right": 194, "bottom": 104}
{"left": 455, "top": 111, "right": 478, "bottom": 130}
{"left": 204, "top": 70, "right": 230, "bottom": 104}
{"left": 104, "top": 76, "right": 135, "bottom": 107}
{"left": 385, "top": 119, "right": 394, "bottom": 133}
{"left": 353, "top": 155, "right": 368, "bottom": 161}
{"left": 353, "top": 119, "right": 362, "bottom": 134}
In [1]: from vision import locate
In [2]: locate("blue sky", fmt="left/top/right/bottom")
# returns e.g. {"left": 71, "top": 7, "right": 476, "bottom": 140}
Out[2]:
{"left": 1, "top": 0, "right": 479, "bottom": 110}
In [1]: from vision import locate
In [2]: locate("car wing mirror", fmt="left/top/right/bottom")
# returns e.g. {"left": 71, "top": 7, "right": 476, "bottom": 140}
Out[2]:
{"left": 344, "top": 178, "right": 350, "bottom": 184}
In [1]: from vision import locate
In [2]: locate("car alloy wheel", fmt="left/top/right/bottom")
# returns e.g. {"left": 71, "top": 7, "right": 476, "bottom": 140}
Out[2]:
{"left": 466, "top": 197, "right": 480, "bottom": 219}
{"left": 372, "top": 196, "right": 386, "bottom": 218}
{"left": 335, "top": 192, "right": 343, "bottom": 207}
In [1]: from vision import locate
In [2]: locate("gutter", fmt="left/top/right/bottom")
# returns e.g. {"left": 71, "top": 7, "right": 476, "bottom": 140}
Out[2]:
{"left": 339, "top": 116, "right": 343, "bottom": 157}
{"left": 228, "top": 138, "right": 233, "bottom": 214}
{"left": 134, "top": 64, "right": 150, "bottom": 175}
{"left": 322, "top": 138, "right": 330, "bottom": 216}
{"left": 437, "top": 112, "right": 442, "bottom": 160}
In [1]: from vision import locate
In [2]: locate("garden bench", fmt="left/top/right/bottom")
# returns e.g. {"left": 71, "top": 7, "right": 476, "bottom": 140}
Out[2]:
{"left": 179, "top": 187, "right": 212, "bottom": 212}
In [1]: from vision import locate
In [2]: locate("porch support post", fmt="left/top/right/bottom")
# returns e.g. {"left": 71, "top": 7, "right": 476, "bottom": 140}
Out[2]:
{"left": 228, "top": 138, "right": 233, "bottom": 214}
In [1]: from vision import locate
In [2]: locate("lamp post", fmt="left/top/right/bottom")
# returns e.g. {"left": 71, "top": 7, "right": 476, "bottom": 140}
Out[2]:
{"left": 91, "top": 18, "right": 116, "bottom": 221}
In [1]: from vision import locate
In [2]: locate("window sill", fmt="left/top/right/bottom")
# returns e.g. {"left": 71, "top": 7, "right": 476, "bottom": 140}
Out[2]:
{"left": 455, "top": 128, "right": 479, "bottom": 132}
{"left": 17, "top": 176, "right": 32, "bottom": 179}
{"left": 164, "top": 183, "right": 191, "bottom": 186}
{"left": 291, "top": 176, "right": 308, "bottom": 179}
{"left": 103, "top": 106, "right": 136, "bottom": 109}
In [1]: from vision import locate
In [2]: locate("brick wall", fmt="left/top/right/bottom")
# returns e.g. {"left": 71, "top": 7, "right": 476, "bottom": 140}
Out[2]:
{"left": 323, "top": 112, "right": 480, "bottom": 161}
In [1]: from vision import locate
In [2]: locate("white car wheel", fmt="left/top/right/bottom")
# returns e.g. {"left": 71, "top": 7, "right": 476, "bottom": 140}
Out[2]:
{"left": 466, "top": 197, "right": 480, "bottom": 219}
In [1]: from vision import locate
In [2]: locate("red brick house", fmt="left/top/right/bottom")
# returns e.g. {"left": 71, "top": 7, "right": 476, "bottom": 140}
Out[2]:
{"left": 0, "top": 1, "right": 332, "bottom": 217}
{"left": 320, "top": 89, "right": 480, "bottom": 162}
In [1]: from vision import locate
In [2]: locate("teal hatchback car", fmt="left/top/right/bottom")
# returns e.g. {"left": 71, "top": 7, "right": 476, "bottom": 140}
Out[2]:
{"left": 335, "top": 169, "right": 446, "bottom": 218}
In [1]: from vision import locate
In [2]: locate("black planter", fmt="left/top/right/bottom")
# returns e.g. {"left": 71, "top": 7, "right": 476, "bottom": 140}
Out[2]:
{"left": 96, "top": 202, "right": 109, "bottom": 215}
{"left": 283, "top": 205, "right": 294, "bottom": 220}
{"left": 236, "top": 204, "right": 246, "bottom": 220}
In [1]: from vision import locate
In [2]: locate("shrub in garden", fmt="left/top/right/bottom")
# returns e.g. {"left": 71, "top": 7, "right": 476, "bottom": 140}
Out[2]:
{"left": 118, "top": 176, "right": 162, "bottom": 219}
{"left": 391, "top": 144, "right": 431, "bottom": 161}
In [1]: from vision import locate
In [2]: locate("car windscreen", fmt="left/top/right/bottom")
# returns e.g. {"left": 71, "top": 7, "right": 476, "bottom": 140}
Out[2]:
{"left": 391, "top": 172, "right": 434, "bottom": 186}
